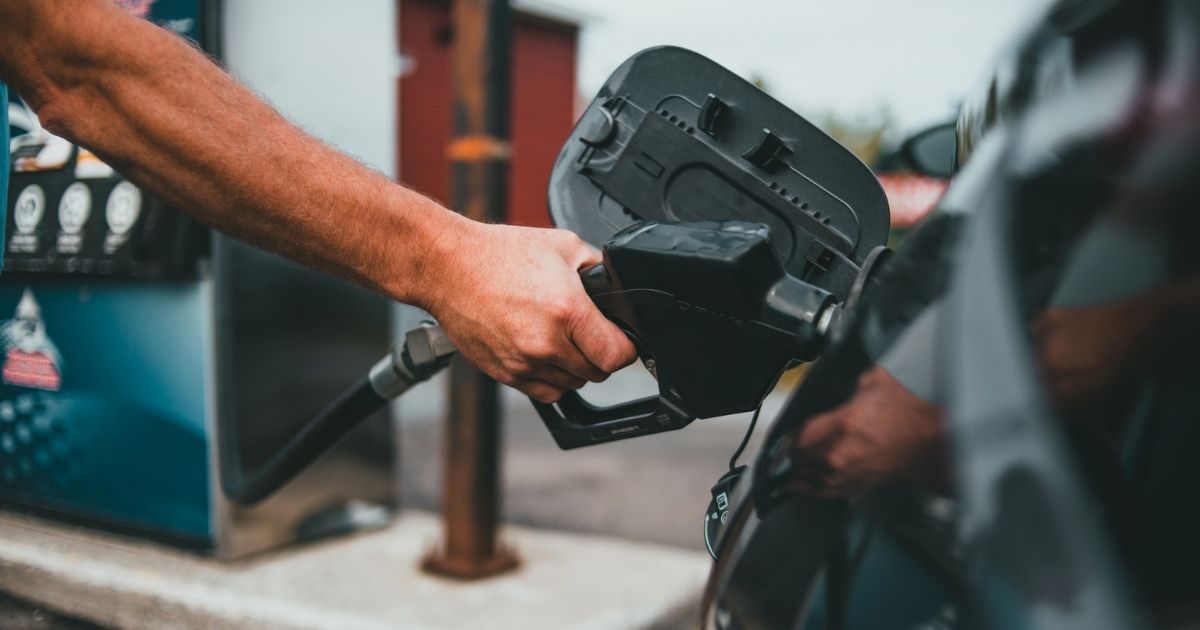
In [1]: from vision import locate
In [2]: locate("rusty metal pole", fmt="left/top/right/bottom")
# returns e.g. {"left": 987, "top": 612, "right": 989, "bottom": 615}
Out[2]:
{"left": 421, "top": 0, "right": 519, "bottom": 580}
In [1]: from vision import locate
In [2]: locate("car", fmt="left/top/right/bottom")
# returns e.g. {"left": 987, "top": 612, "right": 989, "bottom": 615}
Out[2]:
{"left": 702, "top": 0, "right": 1200, "bottom": 628}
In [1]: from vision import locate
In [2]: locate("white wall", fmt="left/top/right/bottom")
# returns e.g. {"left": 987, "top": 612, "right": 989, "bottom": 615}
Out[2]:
{"left": 222, "top": 1, "right": 417, "bottom": 395}
{"left": 221, "top": 0, "right": 397, "bottom": 176}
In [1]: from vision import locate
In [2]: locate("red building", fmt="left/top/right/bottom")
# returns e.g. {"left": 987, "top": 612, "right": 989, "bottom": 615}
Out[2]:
{"left": 397, "top": 0, "right": 580, "bottom": 228}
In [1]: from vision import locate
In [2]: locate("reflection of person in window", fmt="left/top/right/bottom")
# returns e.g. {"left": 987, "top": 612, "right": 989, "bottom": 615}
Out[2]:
{"left": 788, "top": 278, "right": 1200, "bottom": 498}
{"left": 1033, "top": 277, "right": 1200, "bottom": 416}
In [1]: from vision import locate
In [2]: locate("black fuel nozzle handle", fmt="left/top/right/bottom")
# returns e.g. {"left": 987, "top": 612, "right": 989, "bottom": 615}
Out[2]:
{"left": 531, "top": 262, "right": 700, "bottom": 449}
{"left": 533, "top": 391, "right": 694, "bottom": 449}
{"left": 575, "top": 261, "right": 612, "bottom": 297}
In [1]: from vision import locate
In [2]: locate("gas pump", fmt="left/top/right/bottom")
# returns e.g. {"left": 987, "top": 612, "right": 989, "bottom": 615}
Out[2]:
{"left": 0, "top": 1, "right": 399, "bottom": 558}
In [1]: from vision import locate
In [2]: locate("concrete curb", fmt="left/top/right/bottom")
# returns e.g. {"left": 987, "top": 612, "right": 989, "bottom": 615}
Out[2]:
{"left": 0, "top": 510, "right": 710, "bottom": 629}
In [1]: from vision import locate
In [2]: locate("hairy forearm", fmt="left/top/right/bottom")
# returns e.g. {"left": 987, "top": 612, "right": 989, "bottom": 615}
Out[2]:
{"left": 0, "top": 0, "right": 465, "bottom": 306}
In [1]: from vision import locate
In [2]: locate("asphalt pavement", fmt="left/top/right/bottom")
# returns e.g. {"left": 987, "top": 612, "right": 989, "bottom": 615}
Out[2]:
{"left": 398, "top": 365, "right": 794, "bottom": 551}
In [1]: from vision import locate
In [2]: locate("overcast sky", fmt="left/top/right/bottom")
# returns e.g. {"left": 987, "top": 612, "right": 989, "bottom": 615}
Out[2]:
{"left": 540, "top": 0, "right": 1050, "bottom": 132}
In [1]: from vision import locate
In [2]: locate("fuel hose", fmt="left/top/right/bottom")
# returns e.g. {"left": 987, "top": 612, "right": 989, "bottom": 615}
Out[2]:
{"left": 220, "top": 324, "right": 456, "bottom": 505}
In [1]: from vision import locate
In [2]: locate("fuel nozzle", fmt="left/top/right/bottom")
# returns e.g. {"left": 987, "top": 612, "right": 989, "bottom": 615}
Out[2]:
{"left": 368, "top": 324, "right": 456, "bottom": 400}
{"left": 534, "top": 221, "right": 858, "bottom": 449}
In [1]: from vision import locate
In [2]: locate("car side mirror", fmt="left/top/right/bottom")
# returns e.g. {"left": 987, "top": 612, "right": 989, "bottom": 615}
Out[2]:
{"left": 902, "top": 122, "right": 957, "bottom": 178}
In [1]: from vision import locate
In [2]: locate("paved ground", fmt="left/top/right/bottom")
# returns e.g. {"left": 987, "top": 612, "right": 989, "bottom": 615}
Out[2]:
{"left": 0, "top": 364, "right": 797, "bottom": 628}
{"left": 0, "top": 592, "right": 99, "bottom": 630}
{"left": 397, "top": 366, "right": 794, "bottom": 551}
{"left": 0, "top": 510, "right": 708, "bottom": 630}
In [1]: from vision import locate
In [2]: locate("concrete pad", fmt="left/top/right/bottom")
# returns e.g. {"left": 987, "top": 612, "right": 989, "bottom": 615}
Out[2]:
{"left": 0, "top": 510, "right": 710, "bottom": 630}
{"left": 398, "top": 369, "right": 790, "bottom": 551}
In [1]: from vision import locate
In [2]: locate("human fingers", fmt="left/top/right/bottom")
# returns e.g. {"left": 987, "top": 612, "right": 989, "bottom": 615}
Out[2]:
{"left": 551, "top": 232, "right": 638, "bottom": 379}
{"left": 793, "top": 411, "right": 843, "bottom": 452}
{"left": 530, "top": 364, "right": 588, "bottom": 392}
{"left": 566, "top": 305, "right": 637, "bottom": 380}
{"left": 512, "top": 302, "right": 610, "bottom": 383}
{"left": 511, "top": 377, "right": 568, "bottom": 404}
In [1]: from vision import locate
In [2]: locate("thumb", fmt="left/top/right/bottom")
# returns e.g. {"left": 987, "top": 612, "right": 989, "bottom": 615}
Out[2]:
{"left": 556, "top": 231, "right": 602, "bottom": 270}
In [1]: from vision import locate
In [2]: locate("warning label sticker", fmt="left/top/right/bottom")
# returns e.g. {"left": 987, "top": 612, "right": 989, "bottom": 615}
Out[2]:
{"left": 0, "top": 290, "right": 62, "bottom": 391}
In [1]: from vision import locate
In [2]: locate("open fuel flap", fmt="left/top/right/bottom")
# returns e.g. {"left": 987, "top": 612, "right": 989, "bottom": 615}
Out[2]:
{"left": 536, "top": 46, "right": 892, "bottom": 449}
{"left": 550, "top": 46, "right": 889, "bottom": 299}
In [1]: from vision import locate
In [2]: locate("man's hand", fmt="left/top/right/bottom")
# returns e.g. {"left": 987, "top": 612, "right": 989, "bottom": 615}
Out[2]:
{"left": 791, "top": 367, "right": 945, "bottom": 498}
{"left": 424, "top": 221, "right": 637, "bottom": 403}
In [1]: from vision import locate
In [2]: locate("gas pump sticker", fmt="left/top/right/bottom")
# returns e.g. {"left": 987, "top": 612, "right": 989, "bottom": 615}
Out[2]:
{"left": 0, "top": 289, "right": 62, "bottom": 391}
{"left": 104, "top": 181, "right": 142, "bottom": 253}
{"left": 10, "top": 185, "right": 45, "bottom": 254}
{"left": 57, "top": 182, "right": 92, "bottom": 254}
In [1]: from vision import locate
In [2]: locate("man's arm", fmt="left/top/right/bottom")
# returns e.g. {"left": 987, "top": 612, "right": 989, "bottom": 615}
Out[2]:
{"left": 0, "top": 0, "right": 635, "bottom": 401}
